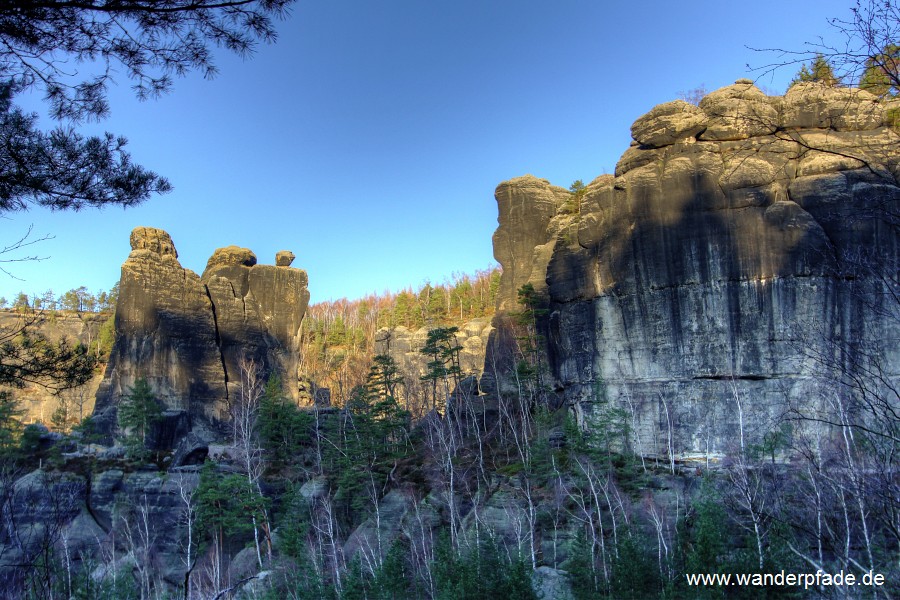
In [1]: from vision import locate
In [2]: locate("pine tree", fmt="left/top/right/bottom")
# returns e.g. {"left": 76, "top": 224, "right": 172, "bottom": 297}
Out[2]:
{"left": 563, "top": 179, "right": 587, "bottom": 214}
{"left": 50, "top": 394, "right": 78, "bottom": 433}
{"left": 432, "top": 534, "right": 538, "bottom": 599}
{"left": 195, "top": 461, "right": 268, "bottom": 550}
{"left": 370, "top": 539, "right": 412, "bottom": 599}
{"left": 366, "top": 354, "right": 405, "bottom": 403}
{"left": 0, "top": 327, "right": 96, "bottom": 393}
{"left": 860, "top": 43, "right": 900, "bottom": 97}
{"left": 609, "top": 531, "right": 661, "bottom": 599}
{"left": 789, "top": 54, "right": 841, "bottom": 88}
{"left": 565, "top": 524, "right": 602, "bottom": 599}
{"left": 513, "top": 283, "right": 549, "bottom": 402}
{"left": 678, "top": 481, "right": 729, "bottom": 599}
{"left": 419, "top": 327, "right": 462, "bottom": 413}
{"left": 117, "top": 378, "right": 161, "bottom": 459}
{"left": 0, "top": 390, "right": 23, "bottom": 457}
{"left": 257, "top": 373, "right": 314, "bottom": 465}
{"left": 338, "top": 358, "right": 410, "bottom": 518}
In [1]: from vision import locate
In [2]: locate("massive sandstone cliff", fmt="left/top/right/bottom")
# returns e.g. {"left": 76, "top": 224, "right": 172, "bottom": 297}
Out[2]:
{"left": 94, "top": 228, "right": 309, "bottom": 442}
{"left": 491, "top": 80, "right": 900, "bottom": 461}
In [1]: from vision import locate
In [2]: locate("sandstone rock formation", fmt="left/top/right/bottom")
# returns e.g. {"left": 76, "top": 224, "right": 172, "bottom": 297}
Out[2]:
{"left": 276, "top": 250, "right": 296, "bottom": 266}
{"left": 374, "top": 317, "right": 493, "bottom": 380}
{"left": 201, "top": 244, "right": 308, "bottom": 411}
{"left": 94, "top": 228, "right": 309, "bottom": 443}
{"left": 491, "top": 81, "right": 900, "bottom": 461}
{"left": 0, "top": 310, "right": 106, "bottom": 424}
{"left": 0, "top": 466, "right": 201, "bottom": 592}
{"left": 492, "top": 176, "right": 570, "bottom": 310}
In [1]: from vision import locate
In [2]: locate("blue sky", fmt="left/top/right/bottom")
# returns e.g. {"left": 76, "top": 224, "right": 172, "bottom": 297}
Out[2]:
{"left": 2, "top": 0, "right": 851, "bottom": 304}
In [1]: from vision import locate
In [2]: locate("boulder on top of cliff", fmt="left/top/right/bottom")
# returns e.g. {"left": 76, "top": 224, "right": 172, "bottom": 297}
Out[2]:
{"left": 204, "top": 245, "right": 258, "bottom": 273}
{"left": 201, "top": 246, "right": 309, "bottom": 404}
{"left": 630, "top": 100, "right": 708, "bottom": 147}
{"left": 129, "top": 226, "right": 179, "bottom": 260}
{"left": 276, "top": 250, "right": 296, "bottom": 266}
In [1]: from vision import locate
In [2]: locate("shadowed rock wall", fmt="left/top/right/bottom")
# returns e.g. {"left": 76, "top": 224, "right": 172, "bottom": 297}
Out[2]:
{"left": 490, "top": 80, "right": 900, "bottom": 461}
{"left": 94, "top": 228, "right": 309, "bottom": 442}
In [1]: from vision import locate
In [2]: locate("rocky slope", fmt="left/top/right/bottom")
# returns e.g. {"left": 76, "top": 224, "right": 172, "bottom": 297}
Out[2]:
{"left": 0, "top": 310, "right": 106, "bottom": 424}
{"left": 491, "top": 80, "right": 900, "bottom": 461}
{"left": 1, "top": 467, "right": 199, "bottom": 594}
{"left": 94, "top": 227, "right": 309, "bottom": 444}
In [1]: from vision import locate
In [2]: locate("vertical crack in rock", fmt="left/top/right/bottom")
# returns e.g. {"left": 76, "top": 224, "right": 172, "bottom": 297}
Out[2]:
{"left": 204, "top": 282, "right": 230, "bottom": 397}
{"left": 82, "top": 471, "right": 110, "bottom": 535}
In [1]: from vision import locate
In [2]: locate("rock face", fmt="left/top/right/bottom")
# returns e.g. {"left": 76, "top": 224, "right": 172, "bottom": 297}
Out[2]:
{"left": 0, "top": 466, "right": 200, "bottom": 593}
{"left": 94, "top": 228, "right": 309, "bottom": 442}
{"left": 0, "top": 310, "right": 107, "bottom": 423}
{"left": 491, "top": 81, "right": 900, "bottom": 460}
{"left": 493, "top": 176, "right": 570, "bottom": 310}
{"left": 201, "top": 244, "right": 308, "bottom": 412}
{"left": 374, "top": 317, "right": 493, "bottom": 380}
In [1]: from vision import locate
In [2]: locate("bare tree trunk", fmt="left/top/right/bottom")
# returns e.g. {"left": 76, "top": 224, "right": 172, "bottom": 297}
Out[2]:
{"left": 233, "top": 356, "right": 271, "bottom": 569}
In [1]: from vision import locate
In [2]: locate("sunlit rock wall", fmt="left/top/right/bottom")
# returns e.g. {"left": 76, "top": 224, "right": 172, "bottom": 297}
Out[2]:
{"left": 491, "top": 80, "right": 900, "bottom": 461}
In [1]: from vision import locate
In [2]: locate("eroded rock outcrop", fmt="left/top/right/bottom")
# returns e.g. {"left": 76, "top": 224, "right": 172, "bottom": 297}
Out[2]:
{"left": 95, "top": 228, "right": 309, "bottom": 443}
{"left": 0, "top": 466, "right": 202, "bottom": 592}
{"left": 374, "top": 317, "right": 493, "bottom": 381}
{"left": 492, "top": 176, "right": 570, "bottom": 310}
{"left": 491, "top": 81, "right": 900, "bottom": 461}
{"left": 201, "top": 244, "right": 308, "bottom": 408}
{"left": 0, "top": 310, "right": 107, "bottom": 423}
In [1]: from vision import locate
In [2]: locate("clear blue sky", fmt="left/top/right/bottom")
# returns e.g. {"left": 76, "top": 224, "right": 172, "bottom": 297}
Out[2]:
{"left": 2, "top": 0, "right": 851, "bottom": 304}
